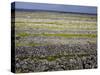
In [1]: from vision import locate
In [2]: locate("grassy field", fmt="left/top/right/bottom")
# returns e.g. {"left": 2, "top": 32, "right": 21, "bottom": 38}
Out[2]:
{"left": 13, "top": 11, "right": 97, "bottom": 73}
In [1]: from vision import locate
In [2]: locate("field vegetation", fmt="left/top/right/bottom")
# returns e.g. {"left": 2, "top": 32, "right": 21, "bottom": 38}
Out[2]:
{"left": 13, "top": 11, "right": 97, "bottom": 73}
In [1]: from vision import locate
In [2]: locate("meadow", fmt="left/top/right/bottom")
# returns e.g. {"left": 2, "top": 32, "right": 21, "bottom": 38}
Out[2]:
{"left": 13, "top": 11, "right": 97, "bottom": 73}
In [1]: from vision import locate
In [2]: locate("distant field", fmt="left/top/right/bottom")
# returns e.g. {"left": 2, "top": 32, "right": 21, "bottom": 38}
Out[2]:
{"left": 13, "top": 11, "right": 97, "bottom": 73}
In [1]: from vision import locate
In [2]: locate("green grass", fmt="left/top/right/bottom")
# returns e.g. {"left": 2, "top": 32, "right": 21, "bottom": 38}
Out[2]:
{"left": 15, "top": 22, "right": 97, "bottom": 31}
{"left": 16, "top": 42, "right": 46, "bottom": 47}
{"left": 40, "top": 33, "right": 97, "bottom": 38}
{"left": 15, "top": 22, "right": 97, "bottom": 27}
{"left": 18, "top": 53, "right": 96, "bottom": 61}
{"left": 14, "top": 14, "right": 97, "bottom": 23}
{"left": 16, "top": 33, "right": 97, "bottom": 38}
{"left": 15, "top": 11, "right": 97, "bottom": 19}
{"left": 16, "top": 33, "right": 30, "bottom": 37}
{"left": 46, "top": 56, "right": 57, "bottom": 61}
{"left": 16, "top": 43, "right": 36, "bottom": 47}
